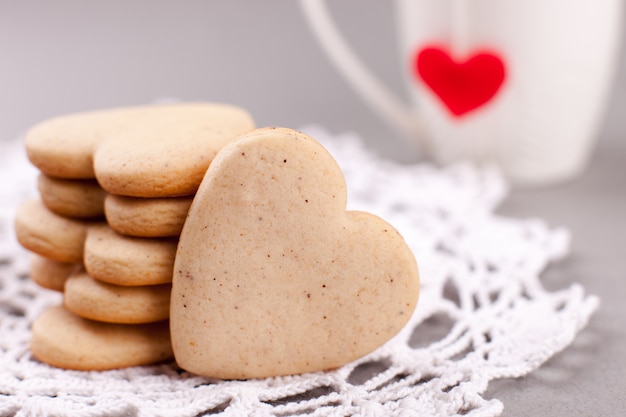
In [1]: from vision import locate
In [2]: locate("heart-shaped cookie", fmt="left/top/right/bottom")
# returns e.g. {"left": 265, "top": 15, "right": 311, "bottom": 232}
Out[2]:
{"left": 171, "top": 127, "right": 420, "bottom": 379}
{"left": 25, "top": 103, "right": 255, "bottom": 197}
{"left": 414, "top": 46, "right": 506, "bottom": 117}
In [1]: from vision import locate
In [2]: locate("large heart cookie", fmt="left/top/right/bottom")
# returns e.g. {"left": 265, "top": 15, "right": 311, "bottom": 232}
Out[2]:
{"left": 171, "top": 127, "right": 420, "bottom": 379}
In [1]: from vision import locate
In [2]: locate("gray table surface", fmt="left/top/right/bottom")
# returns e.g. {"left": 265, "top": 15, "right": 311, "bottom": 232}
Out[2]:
{"left": 1, "top": 1, "right": 625, "bottom": 415}
{"left": 491, "top": 141, "right": 626, "bottom": 416}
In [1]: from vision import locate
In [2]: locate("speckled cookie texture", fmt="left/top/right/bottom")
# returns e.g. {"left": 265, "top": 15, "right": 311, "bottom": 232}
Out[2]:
{"left": 31, "top": 306, "right": 173, "bottom": 371}
{"left": 171, "top": 127, "right": 420, "bottom": 379}
{"left": 25, "top": 103, "right": 256, "bottom": 197}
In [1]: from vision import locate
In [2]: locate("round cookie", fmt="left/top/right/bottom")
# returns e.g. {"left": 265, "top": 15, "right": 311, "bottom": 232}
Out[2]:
{"left": 25, "top": 103, "right": 256, "bottom": 197}
{"left": 29, "top": 254, "right": 79, "bottom": 292}
{"left": 64, "top": 271, "right": 171, "bottom": 324}
{"left": 38, "top": 174, "right": 106, "bottom": 218}
{"left": 83, "top": 224, "right": 177, "bottom": 286}
{"left": 105, "top": 194, "right": 192, "bottom": 237}
{"left": 14, "top": 199, "right": 97, "bottom": 263}
{"left": 31, "top": 305, "right": 173, "bottom": 371}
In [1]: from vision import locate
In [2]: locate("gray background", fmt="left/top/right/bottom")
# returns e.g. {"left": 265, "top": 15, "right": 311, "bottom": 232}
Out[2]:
{"left": 1, "top": 1, "right": 624, "bottom": 415}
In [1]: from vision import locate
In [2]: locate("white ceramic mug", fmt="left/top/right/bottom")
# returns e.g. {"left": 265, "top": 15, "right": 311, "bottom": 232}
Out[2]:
{"left": 300, "top": 0, "right": 624, "bottom": 186}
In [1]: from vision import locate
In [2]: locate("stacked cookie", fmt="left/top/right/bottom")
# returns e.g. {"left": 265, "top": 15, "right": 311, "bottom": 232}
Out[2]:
{"left": 14, "top": 103, "right": 255, "bottom": 370}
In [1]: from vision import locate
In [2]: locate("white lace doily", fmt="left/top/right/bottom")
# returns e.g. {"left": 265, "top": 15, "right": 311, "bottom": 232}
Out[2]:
{"left": 0, "top": 126, "right": 598, "bottom": 417}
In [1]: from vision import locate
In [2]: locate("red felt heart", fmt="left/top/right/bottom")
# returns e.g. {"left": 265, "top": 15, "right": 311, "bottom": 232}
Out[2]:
{"left": 414, "top": 46, "right": 506, "bottom": 117}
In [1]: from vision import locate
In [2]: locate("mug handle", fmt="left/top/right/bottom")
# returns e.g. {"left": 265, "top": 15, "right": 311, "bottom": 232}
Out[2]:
{"left": 299, "top": 0, "right": 424, "bottom": 149}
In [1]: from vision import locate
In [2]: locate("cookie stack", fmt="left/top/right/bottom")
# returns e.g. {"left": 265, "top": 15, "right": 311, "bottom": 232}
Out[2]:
{"left": 14, "top": 103, "right": 255, "bottom": 370}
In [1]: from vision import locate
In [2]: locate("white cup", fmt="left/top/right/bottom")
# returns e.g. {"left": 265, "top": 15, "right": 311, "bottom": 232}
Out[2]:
{"left": 300, "top": 0, "right": 624, "bottom": 186}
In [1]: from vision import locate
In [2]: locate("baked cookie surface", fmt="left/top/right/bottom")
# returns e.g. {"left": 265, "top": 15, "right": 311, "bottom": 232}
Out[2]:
{"left": 25, "top": 107, "right": 137, "bottom": 179}
{"left": 25, "top": 103, "right": 255, "bottom": 197}
{"left": 14, "top": 199, "right": 96, "bottom": 263}
{"left": 38, "top": 174, "right": 106, "bottom": 218}
{"left": 29, "top": 254, "right": 79, "bottom": 292}
{"left": 105, "top": 194, "right": 192, "bottom": 237}
{"left": 64, "top": 271, "right": 171, "bottom": 324}
{"left": 83, "top": 224, "right": 177, "bottom": 286}
{"left": 30, "top": 305, "right": 172, "bottom": 371}
{"left": 171, "top": 127, "right": 420, "bottom": 379}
